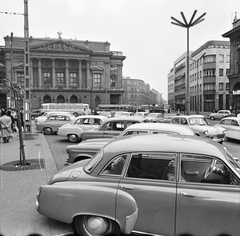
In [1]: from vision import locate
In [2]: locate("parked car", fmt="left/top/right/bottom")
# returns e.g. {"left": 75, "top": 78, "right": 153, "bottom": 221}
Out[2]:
{"left": 58, "top": 115, "right": 108, "bottom": 142}
{"left": 171, "top": 115, "right": 226, "bottom": 144}
{"left": 134, "top": 111, "right": 149, "bottom": 117}
{"left": 145, "top": 112, "right": 163, "bottom": 122}
{"left": 35, "top": 111, "right": 72, "bottom": 124}
{"left": 208, "top": 109, "right": 232, "bottom": 120}
{"left": 215, "top": 117, "right": 240, "bottom": 141}
{"left": 36, "top": 134, "right": 240, "bottom": 236}
{"left": 79, "top": 116, "right": 147, "bottom": 142}
{"left": 65, "top": 122, "right": 196, "bottom": 165}
{"left": 36, "top": 113, "right": 76, "bottom": 134}
{"left": 31, "top": 110, "right": 43, "bottom": 119}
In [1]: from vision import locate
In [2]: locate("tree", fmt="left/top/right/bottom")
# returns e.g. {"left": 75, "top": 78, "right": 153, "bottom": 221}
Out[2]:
{"left": 0, "top": 75, "right": 27, "bottom": 166}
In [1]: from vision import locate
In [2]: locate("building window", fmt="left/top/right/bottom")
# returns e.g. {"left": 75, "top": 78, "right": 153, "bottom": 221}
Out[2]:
{"left": 57, "top": 72, "right": 64, "bottom": 86}
{"left": 203, "top": 83, "right": 215, "bottom": 91}
{"left": 219, "top": 83, "right": 223, "bottom": 90}
{"left": 69, "top": 73, "right": 77, "bottom": 87}
{"left": 226, "top": 69, "right": 230, "bottom": 75}
{"left": 226, "top": 55, "right": 230, "bottom": 63}
{"left": 94, "top": 73, "right": 101, "bottom": 88}
{"left": 219, "top": 69, "right": 224, "bottom": 76}
{"left": 43, "top": 72, "right": 51, "bottom": 87}
{"left": 17, "top": 72, "right": 24, "bottom": 88}
{"left": 219, "top": 54, "right": 224, "bottom": 63}
{"left": 203, "top": 70, "right": 215, "bottom": 77}
{"left": 226, "top": 83, "right": 229, "bottom": 90}
{"left": 204, "top": 55, "right": 216, "bottom": 63}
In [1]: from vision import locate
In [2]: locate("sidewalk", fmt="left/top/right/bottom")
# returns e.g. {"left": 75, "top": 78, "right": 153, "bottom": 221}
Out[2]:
{"left": 0, "top": 127, "right": 66, "bottom": 236}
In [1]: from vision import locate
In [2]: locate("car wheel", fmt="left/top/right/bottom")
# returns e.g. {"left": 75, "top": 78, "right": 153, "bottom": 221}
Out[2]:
{"left": 210, "top": 116, "right": 215, "bottom": 120}
{"left": 68, "top": 134, "right": 79, "bottom": 142}
{"left": 73, "top": 215, "right": 120, "bottom": 236}
{"left": 43, "top": 127, "right": 52, "bottom": 135}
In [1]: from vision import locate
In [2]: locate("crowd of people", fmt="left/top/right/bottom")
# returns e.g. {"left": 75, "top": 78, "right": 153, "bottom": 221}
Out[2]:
{"left": 0, "top": 107, "right": 24, "bottom": 143}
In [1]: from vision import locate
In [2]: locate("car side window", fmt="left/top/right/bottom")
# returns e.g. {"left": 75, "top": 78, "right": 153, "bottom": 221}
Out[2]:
{"left": 48, "top": 115, "right": 57, "bottom": 120}
{"left": 101, "top": 155, "right": 127, "bottom": 175}
{"left": 127, "top": 121, "right": 140, "bottom": 126}
{"left": 180, "top": 118, "right": 188, "bottom": 125}
{"left": 231, "top": 120, "right": 238, "bottom": 126}
{"left": 180, "top": 154, "right": 234, "bottom": 185}
{"left": 126, "top": 153, "right": 177, "bottom": 181}
{"left": 122, "top": 130, "right": 148, "bottom": 136}
{"left": 220, "top": 119, "right": 231, "bottom": 125}
{"left": 172, "top": 118, "right": 180, "bottom": 124}
{"left": 94, "top": 118, "right": 102, "bottom": 125}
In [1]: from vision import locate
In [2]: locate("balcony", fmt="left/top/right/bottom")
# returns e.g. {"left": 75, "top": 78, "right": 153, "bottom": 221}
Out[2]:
{"left": 203, "top": 62, "right": 216, "bottom": 70}
{"left": 203, "top": 76, "right": 216, "bottom": 83}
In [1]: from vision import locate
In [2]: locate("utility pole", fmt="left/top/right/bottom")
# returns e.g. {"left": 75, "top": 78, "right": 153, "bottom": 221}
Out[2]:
{"left": 23, "top": 0, "right": 31, "bottom": 132}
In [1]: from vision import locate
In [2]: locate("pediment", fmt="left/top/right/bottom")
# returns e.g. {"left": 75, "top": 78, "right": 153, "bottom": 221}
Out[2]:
{"left": 31, "top": 40, "right": 92, "bottom": 53}
{"left": 90, "top": 65, "right": 104, "bottom": 71}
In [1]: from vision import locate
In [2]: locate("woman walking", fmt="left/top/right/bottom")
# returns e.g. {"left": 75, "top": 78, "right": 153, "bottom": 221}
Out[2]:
{"left": 0, "top": 110, "right": 12, "bottom": 143}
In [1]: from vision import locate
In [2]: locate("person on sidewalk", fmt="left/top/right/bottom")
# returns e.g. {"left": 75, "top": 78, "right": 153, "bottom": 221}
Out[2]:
{"left": 0, "top": 110, "right": 12, "bottom": 143}
{"left": 7, "top": 110, "right": 15, "bottom": 137}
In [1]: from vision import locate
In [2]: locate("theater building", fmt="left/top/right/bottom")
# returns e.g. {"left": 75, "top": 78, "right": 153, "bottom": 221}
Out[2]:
{"left": 0, "top": 34, "right": 125, "bottom": 110}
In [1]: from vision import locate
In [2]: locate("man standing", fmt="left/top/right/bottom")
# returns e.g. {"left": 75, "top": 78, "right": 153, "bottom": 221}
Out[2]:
{"left": 0, "top": 110, "right": 12, "bottom": 143}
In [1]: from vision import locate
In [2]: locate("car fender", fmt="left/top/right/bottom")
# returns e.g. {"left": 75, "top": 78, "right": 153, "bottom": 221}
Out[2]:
{"left": 38, "top": 183, "right": 138, "bottom": 233}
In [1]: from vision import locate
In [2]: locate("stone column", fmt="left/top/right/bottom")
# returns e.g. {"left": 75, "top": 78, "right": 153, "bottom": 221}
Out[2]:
{"left": 52, "top": 59, "right": 56, "bottom": 88}
{"left": 117, "top": 64, "right": 123, "bottom": 88}
{"left": 65, "top": 59, "right": 69, "bottom": 88}
{"left": 86, "top": 60, "right": 91, "bottom": 89}
{"left": 38, "top": 58, "right": 42, "bottom": 88}
{"left": 78, "top": 60, "right": 82, "bottom": 88}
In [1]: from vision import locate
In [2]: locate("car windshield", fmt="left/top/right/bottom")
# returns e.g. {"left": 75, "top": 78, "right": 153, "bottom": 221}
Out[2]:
{"left": 189, "top": 117, "right": 209, "bottom": 126}
{"left": 84, "top": 149, "right": 103, "bottom": 173}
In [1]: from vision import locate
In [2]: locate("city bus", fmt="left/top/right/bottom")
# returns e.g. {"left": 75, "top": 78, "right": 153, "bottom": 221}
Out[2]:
{"left": 40, "top": 103, "right": 91, "bottom": 116}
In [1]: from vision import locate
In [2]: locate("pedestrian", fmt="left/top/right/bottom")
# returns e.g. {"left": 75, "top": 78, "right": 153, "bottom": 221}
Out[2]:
{"left": 0, "top": 110, "right": 12, "bottom": 143}
{"left": 7, "top": 110, "right": 15, "bottom": 137}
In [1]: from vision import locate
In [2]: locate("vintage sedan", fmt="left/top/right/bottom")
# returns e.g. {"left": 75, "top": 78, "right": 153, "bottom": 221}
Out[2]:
{"left": 36, "top": 113, "right": 76, "bottom": 135}
{"left": 35, "top": 111, "right": 72, "bottom": 124}
{"left": 79, "top": 116, "right": 147, "bottom": 142}
{"left": 171, "top": 115, "right": 226, "bottom": 143}
{"left": 145, "top": 112, "right": 163, "bottom": 122}
{"left": 65, "top": 122, "right": 196, "bottom": 165}
{"left": 58, "top": 115, "right": 108, "bottom": 142}
{"left": 208, "top": 109, "right": 232, "bottom": 120}
{"left": 36, "top": 134, "right": 240, "bottom": 236}
{"left": 216, "top": 117, "right": 240, "bottom": 141}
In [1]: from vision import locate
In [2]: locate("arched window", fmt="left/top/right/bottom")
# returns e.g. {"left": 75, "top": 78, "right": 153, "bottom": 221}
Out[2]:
{"left": 95, "top": 96, "right": 101, "bottom": 107}
{"left": 43, "top": 95, "right": 51, "bottom": 103}
{"left": 57, "top": 95, "right": 65, "bottom": 103}
{"left": 70, "top": 95, "right": 78, "bottom": 103}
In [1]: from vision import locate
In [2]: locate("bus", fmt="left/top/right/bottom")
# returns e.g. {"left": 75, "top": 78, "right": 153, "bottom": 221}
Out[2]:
{"left": 40, "top": 103, "right": 91, "bottom": 116}
{"left": 138, "top": 104, "right": 165, "bottom": 114}
{"left": 96, "top": 104, "right": 134, "bottom": 112}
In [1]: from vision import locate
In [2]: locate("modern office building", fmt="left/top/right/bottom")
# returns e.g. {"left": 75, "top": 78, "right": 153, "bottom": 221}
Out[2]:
{"left": 168, "top": 40, "right": 230, "bottom": 113}
{"left": 222, "top": 13, "right": 240, "bottom": 115}
{"left": 0, "top": 35, "right": 126, "bottom": 110}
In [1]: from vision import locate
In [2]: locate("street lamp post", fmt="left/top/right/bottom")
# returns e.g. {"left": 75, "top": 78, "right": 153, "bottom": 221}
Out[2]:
{"left": 171, "top": 10, "right": 206, "bottom": 115}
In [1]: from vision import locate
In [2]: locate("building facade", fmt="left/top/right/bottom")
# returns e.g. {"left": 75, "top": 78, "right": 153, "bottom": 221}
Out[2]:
{"left": 122, "top": 76, "right": 158, "bottom": 109}
{"left": 168, "top": 40, "right": 230, "bottom": 113}
{"left": 222, "top": 13, "right": 240, "bottom": 115}
{"left": 0, "top": 35, "right": 126, "bottom": 110}
{"left": 167, "top": 67, "right": 174, "bottom": 111}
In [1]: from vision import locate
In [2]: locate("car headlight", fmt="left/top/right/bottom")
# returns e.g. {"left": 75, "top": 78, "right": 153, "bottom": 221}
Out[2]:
{"left": 204, "top": 130, "right": 209, "bottom": 136}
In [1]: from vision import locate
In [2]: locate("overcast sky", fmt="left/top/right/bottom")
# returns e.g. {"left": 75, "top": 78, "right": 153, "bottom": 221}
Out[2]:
{"left": 1, "top": 0, "right": 240, "bottom": 100}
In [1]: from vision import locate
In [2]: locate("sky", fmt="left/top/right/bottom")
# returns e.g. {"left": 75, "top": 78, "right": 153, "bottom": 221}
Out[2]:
{"left": 1, "top": 0, "right": 240, "bottom": 100}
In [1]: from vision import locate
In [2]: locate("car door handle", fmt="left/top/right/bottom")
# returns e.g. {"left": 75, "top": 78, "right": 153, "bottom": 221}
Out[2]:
{"left": 180, "top": 192, "right": 195, "bottom": 197}
{"left": 120, "top": 185, "right": 133, "bottom": 190}
{"left": 184, "top": 171, "right": 199, "bottom": 175}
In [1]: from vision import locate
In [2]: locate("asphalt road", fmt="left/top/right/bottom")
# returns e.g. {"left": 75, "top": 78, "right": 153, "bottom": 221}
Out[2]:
{"left": 44, "top": 119, "right": 240, "bottom": 172}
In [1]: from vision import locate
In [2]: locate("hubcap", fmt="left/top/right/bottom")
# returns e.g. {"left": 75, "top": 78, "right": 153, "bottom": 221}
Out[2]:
{"left": 86, "top": 216, "right": 108, "bottom": 235}
{"left": 69, "top": 134, "right": 77, "bottom": 141}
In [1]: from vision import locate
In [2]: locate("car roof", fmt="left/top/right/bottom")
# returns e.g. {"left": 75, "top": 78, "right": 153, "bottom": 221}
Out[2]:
{"left": 125, "top": 123, "right": 194, "bottom": 135}
{"left": 75, "top": 115, "right": 107, "bottom": 119}
{"left": 221, "top": 117, "right": 240, "bottom": 121}
{"left": 173, "top": 115, "right": 204, "bottom": 118}
{"left": 103, "top": 134, "right": 226, "bottom": 159}
{"left": 103, "top": 116, "right": 146, "bottom": 122}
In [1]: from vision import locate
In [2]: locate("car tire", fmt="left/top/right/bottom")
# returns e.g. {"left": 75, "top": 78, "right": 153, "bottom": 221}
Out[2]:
{"left": 73, "top": 215, "right": 120, "bottom": 236}
{"left": 210, "top": 116, "right": 215, "bottom": 120}
{"left": 43, "top": 127, "right": 52, "bottom": 135}
{"left": 68, "top": 134, "right": 79, "bottom": 143}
